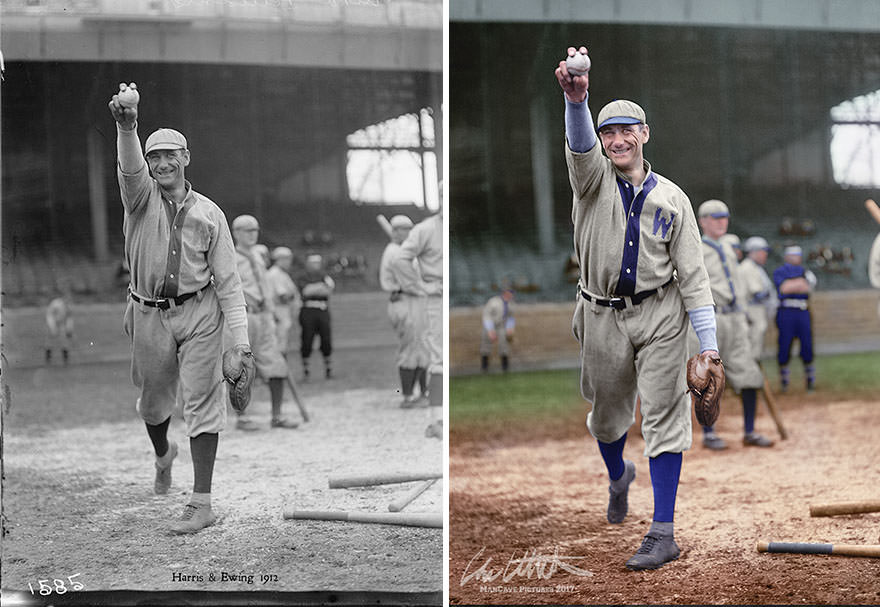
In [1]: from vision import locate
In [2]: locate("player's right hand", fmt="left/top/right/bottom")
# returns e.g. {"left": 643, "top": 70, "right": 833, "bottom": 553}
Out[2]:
{"left": 109, "top": 82, "right": 138, "bottom": 129}
{"left": 555, "top": 46, "right": 589, "bottom": 103}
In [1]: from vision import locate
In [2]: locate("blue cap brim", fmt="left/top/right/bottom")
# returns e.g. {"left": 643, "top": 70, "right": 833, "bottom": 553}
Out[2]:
{"left": 598, "top": 117, "right": 643, "bottom": 129}
{"left": 709, "top": 212, "right": 729, "bottom": 219}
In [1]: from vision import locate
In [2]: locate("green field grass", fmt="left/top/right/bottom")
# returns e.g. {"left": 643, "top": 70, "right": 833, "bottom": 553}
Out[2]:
{"left": 451, "top": 351, "right": 880, "bottom": 427}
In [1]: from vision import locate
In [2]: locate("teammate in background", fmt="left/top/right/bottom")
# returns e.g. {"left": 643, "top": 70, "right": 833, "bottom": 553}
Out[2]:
{"left": 231, "top": 215, "right": 299, "bottom": 431}
{"left": 110, "top": 83, "right": 251, "bottom": 534}
{"left": 865, "top": 199, "right": 880, "bottom": 319}
{"left": 480, "top": 287, "right": 515, "bottom": 373}
{"left": 297, "top": 254, "right": 335, "bottom": 380}
{"left": 695, "top": 200, "right": 773, "bottom": 450}
{"left": 392, "top": 206, "right": 443, "bottom": 412}
{"left": 721, "top": 233, "right": 743, "bottom": 262}
{"left": 556, "top": 46, "right": 719, "bottom": 570}
{"left": 773, "top": 245, "right": 817, "bottom": 392}
{"left": 45, "top": 291, "right": 74, "bottom": 365}
{"left": 266, "top": 246, "right": 301, "bottom": 357}
{"left": 252, "top": 244, "right": 271, "bottom": 269}
{"left": 740, "top": 236, "right": 777, "bottom": 362}
{"left": 379, "top": 214, "right": 429, "bottom": 407}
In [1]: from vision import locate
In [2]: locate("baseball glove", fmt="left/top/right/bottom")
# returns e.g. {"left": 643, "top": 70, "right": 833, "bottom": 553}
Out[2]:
{"left": 686, "top": 352, "right": 726, "bottom": 426}
{"left": 222, "top": 344, "right": 255, "bottom": 413}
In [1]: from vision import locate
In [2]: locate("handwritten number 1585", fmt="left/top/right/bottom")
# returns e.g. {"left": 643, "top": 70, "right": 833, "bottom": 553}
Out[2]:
{"left": 28, "top": 574, "right": 84, "bottom": 595}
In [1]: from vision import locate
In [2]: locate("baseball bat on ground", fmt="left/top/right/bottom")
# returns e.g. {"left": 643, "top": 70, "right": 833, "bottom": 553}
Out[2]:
{"left": 328, "top": 471, "right": 442, "bottom": 489}
{"left": 285, "top": 371, "right": 309, "bottom": 422}
{"left": 760, "top": 373, "right": 788, "bottom": 440}
{"left": 865, "top": 199, "right": 880, "bottom": 225}
{"left": 809, "top": 500, "right": 880, "bottom": 517}
{"left": 388, "top": 479, "right": 437, "bottom": 512}
{"left": 283, "top": 509, "right": 442, "bottom": 528}
{"left": 757, "top": 541, "right": 880, "bottom": 558}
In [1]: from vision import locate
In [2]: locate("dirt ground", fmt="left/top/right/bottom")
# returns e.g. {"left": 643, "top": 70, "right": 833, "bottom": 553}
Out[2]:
{"left": 1, "top": 294, "right": 442, "bottom": 602}
{"left": 450, "top": 391, "right": 880, "bottom": 605}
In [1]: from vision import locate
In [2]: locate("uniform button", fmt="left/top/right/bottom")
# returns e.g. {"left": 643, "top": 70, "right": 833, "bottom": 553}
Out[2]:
{"left": 170, "top": 274, "right": 175, "bottom": 278}
{"left": 629, "top": 241, "right": 634, "bottom": 246}
{"left": 626, "top": 269, "right": 631, "bottom": 274}
{"left": 172, "top": 251, "right": 177, "bottom": 255}
{"left": 631, "top": 212, "right": 635, "bottom": 217}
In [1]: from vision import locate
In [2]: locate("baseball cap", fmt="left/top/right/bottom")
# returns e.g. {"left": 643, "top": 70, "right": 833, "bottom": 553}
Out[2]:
{"left": 390, "top": 214, "right": 414, "bottom": 229}
{"left": 744, "top": 236, "right": 770, "bottom": 253}
{"left": 306, "top": 254, "right": 323, "bottom": 264}
{"left": 232, "top": 214, "right": 259, "bottom": 231}
{"left": 597, "top": 99, "right": 646, "bottom": 130}
{"left": 721, "top": 233, "right": 741, "bottom": 249}
{"left": 698, "top": 199, "right": 730, "bottom": 218}
{"left": 271, "top": 246, "right": 293, "bottom": 261}
{"left": 144, "top": 128, "right": 187, "bottom": 155}
{"left": 784, "top": 245, "right": 803, "bottom": 257}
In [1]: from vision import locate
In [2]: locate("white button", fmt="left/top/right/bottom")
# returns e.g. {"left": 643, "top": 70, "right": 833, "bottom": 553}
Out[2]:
{"left": 626, "top": 269, "right": 631, "bottom": 274}
{"left": 170, "top": 274, "right": 175, "bottom": 278}
{"left": 172, "top": 251, "right": 177, "bottom": 255}
{"left": 631, "top": 212, "right": 635, "bottom": 217}
{"left": 629, "top": 241, "right": 634, "bottom": 246}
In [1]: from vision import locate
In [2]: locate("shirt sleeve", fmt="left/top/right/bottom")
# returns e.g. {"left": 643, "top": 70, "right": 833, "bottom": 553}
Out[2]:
{"left": 564, "top": 94, "right": 598, "bottom": 153}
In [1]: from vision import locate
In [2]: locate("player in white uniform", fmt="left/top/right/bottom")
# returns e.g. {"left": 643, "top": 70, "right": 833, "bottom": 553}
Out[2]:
{"left": 110, "top": 83, "right": 250, "bottom": 534}
{"left": 231, "top": 215, "right": 299, "bottom": 431}
{"left": 739, "top": 236, "right": 777, "bottom": 362}
{"left": 266, "top": 246, "right": 301, "bottom": 357}
{"left": 45, "top": 293, "right": 74, "bottom": 365}
{"left": 693, "top": 200, "right": 773, "bottom": 450}
{"left": 379, "top": 214, "right": 430, "bottom": 407}
{"left": 479, "top": 287, "right": 515, "bottom": 372}
{"left": 557, "top": 46, "right": 718, "bottom": 570}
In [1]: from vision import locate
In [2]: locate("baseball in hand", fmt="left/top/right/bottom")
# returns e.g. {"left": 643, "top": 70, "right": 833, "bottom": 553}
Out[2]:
{"left": 566, "top": 52, "right": 591, "bottom": 77}
{"left": 117, "top": 83, "right": 140, "bottom": 108}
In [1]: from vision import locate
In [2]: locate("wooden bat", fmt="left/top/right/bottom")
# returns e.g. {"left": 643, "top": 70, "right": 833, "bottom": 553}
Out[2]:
{"left": 388, "top": 479, "right": 437, "bottom": 513}
{"left": 283, "top": 509, "right": 442, "bottom": 528}
{"left": 285, "top": 371, "right": 309, "bottom": 422}
{"left": 866, "top": 198, "right": 880, "bottom": 226}
{"left": 757, "top": 541, "right": 880, "bottom": 558}
{"left": 761, "top": 374, "right": 788, "bottom": 440}
{"left": 376, "top": 214, "right": 393, "bottom": 238}
{"left": 809, "top": 500, "right": 880, "bottom": 517}
{"left": 328, "top": 471, "right": 442, "bottom": 489}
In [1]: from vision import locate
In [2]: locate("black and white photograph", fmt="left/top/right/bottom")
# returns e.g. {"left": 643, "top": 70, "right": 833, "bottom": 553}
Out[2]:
{"left": 0, "top": 1, "right": 443, "bottom": 605}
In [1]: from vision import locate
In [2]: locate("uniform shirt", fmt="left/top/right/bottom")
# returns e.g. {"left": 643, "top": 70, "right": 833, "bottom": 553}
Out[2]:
{"left": 116, "top": 126, "right": 246, "bottom": 323}
{"left": 379, "top": 242, "right": 418, "bottom": 293}
{"left": 700, "top": 236, "right": 746, "bottom": 310}
{"left": 869, "top": 233, "right": 880, "bottom": 289}
{"left": 565, "top": 143, "right": 713, "bottom": 311}
{"left": 482, "top": 295, "right": 515, "bottom": 332}
{"left": 266, "top": 265, "right": 300, "bottom": 308}
{"left": 297, "top": 271, "right": 335, "bottom": 304}
{"left": 393, "top": 214, "right": 443, "bottom": 294}
{"left": 773, "top": 263, "right": 815, "bottom": 301}
{"left": 739, "top": 257, "right": 777, "bottom": 310}
{"left": 236, "top": 245, "right": 274, "bottom": 313}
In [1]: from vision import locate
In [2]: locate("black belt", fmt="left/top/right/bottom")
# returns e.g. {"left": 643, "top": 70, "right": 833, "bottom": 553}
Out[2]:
{"left": 579, "top": 278, "right": 673, "bottom": 310}
{"left": 130, "top": 287, "right": 204, "bottom": 310}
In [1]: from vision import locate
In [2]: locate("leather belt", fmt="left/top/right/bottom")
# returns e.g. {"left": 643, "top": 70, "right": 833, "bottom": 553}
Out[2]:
{"left": 579, "top": 278, "right": 673, "bottom": 310}
{"left": 130, "top": 286, "right": 205, "bottom": 310}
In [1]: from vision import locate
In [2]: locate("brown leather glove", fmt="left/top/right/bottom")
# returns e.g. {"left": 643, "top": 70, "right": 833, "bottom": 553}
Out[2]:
{"left": 222, "top": 344, "right": 255, "bottom": 413}
{"left": 686, "top": 352, "right": 726, "bottom": 426}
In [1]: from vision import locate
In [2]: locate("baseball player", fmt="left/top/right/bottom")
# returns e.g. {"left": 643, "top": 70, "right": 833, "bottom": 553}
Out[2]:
{"left": 266, "top": 246, "right": 301, "bottom": 357}
{"left": 379, "top": 214, "right": 430, "bottom": 407}
{"left": 480, "top": 287, "right": 515, "bottom": 373}
{"left": 231, "top": 215, "right": 300, "bottom": 430}
{"left": 721, "top": 233, "right": 743, "bottom": 262}
{"left": 773, "top": 245, "right": 817, "bottom": 392}
{"left": 556, "top": 46, "right": 719, "bottom": 570}
{"left": 109, "top": 83, "right": 251, "bottom": 534}
{"left": 297, "top": 254, "right": 335, "bottom": 380}
{"left": 865, "top": 199, "right": 880, "bottom": 318}
{"left": 45, "top": 292, "right": 74, "bottom": 365}
{"left": 694, "top": 200, "right": 774, "bottom": 450}
{"left": 392, "top": 208, "right": 442, "bottom": 409}
{"left": 740, "top": 236, "right": 778, "bottom": 362}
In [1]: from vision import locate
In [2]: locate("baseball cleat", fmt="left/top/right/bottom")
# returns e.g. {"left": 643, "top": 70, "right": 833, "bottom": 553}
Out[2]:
{"left": 169, "top": 503, "right": 216, "bottom": 535}
{"left": 743, "top": 432, "right": 774, "bottom": 447}
{"left": 400, "top": 395, "right": 420, "bottom": 409}
{"left": 154, "top": 440, "right": 178, "bottom": 495}
{"left": 270, "top": 418, "right": 299, "bottom": 429}
{"left": 236, "top": 418, "right": 260, "bottom": 432}
{"left": 607, "top": 460, "right": 636, "bottom": 524}
{"left": 625, "top": 533, "right": 680, "bottom": 570}
{"left": 702, "top": 432, "right": 727, "bottom": 450}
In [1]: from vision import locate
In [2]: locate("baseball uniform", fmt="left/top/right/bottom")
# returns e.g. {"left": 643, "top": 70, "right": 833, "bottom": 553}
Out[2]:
{"left": 45, "top": 296, "right": 73, "bottom": 365}
{"left": 479, "top": 291, "right": 515, "bottom": 371}
{"left": 266, "top": 262, "right": 300, "bottom": 355}
{"left": 297, "top": 258, "right": 335, "bottom": 378}
{"left": 739, "top": 243, "right": 777, "bottom": 362}
{"left": 773, "top": 249, "right": 816, "bottom": 391}
{"left": 869, "top": 233, "right": 880, "bottom": 319}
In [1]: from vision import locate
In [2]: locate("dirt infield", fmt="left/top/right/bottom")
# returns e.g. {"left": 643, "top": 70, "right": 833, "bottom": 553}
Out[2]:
{"left": 1, "top": 294, "right": 442, "bottom": 599}
{"left": 450, "top": 392, "right": 880, "bottom": 605}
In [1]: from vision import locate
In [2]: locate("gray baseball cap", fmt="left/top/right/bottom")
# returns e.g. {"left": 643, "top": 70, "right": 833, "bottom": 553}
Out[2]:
{"left": 597, "top": 99, "right": 646, "bottom": 130}
{"left": 698, "top": 199, "right": 730, "bottom": 218}
{"left": 144, "top": 128, "right": 187, "bottom": 155}
{"left": 744, "top": 236, "right": 770, "bottom": 253}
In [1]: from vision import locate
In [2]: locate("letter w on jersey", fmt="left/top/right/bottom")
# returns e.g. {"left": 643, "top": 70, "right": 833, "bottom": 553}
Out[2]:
{"left": 653, "top": 208, "right": 675, "bottom": 239}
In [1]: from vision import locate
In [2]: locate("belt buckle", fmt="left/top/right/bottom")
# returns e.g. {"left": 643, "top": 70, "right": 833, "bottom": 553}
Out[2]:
{"left": 609, "top": 297, "right": 625, "bottom": 310}
{"left": 157, "top": 298, "right": 171, "bottom": 310}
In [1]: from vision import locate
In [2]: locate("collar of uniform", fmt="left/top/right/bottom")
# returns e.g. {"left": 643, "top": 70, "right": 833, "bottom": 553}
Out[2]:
{"left": 612, "top": 158, "right": 652, "bottom": 185}
{"left": 161, "top": 180, "right": 195, "bottom": 208}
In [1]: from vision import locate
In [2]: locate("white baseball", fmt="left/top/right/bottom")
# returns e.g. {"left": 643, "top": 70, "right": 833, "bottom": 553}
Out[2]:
{"left": 566, "top": 52, "right": 591, "bottom": 77}
{"left": 118, "top": 84, "right": 140, "bottom": 108}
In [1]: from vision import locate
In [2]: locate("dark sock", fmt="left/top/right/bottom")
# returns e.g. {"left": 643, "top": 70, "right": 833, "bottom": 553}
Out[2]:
{"left": 146, "top": 416, "right": 171, "bottom": 458}
{"left": 742, "top": 388, "right": 757, "bottom": 434}
{"left": 649, "top": 452, "right": 682, "bottom": 523}
{"left": 480, "top": 356, "right": 489, "bottom": 371}
{"left": 399, "top": 367, "right": 416, "bottom": 397}
{"left": 597, "top": 433, "right": 627, "bottom": 481}
{"left": 269, "top": 377, "right": 284, "bottom": 418}
{"left": 191, "top": 433, "right": 218, "bottom": 494}
{"left": 415, "top": 367, "right": 428, "bottom": 394}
